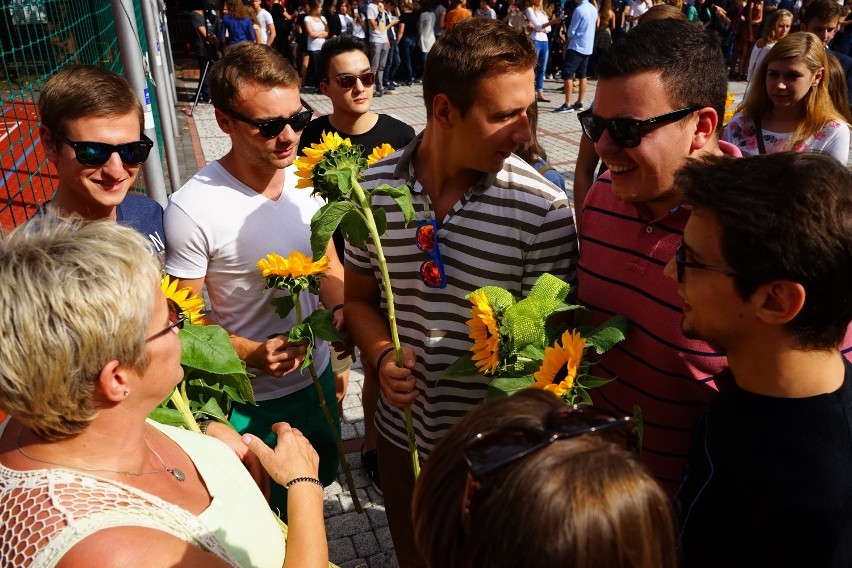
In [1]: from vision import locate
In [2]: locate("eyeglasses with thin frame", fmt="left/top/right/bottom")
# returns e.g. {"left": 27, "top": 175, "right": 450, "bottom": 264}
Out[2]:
{"left": 147, "top": 298, "right": 187, "bottom": 342}
{"left": 577, "top": 106, "right": 702, "bottom": 148}
{"left": 461, "top": 405, "right": 636, "bottom": 531}
{"left": 61, "top": 134, "right": 154, "bottom": 167}
{"left": 324, "top": 71, "right": 377, "bottom": 90}
{"left": 415, "top": 220, "right": 447, "bottom": 289}
{"left": 674, "top": 240, "right": 737, "bottom": 283}
{"left": 225, "top": 108, "right": 313, "bottom": 138}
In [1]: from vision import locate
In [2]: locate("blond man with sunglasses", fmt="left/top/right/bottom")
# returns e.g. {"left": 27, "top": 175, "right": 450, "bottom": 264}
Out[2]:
{"left": 164, "top": 42, "right": 346, "bottom": 518}
{"left": 38, "top": 65, "right": 165, "bottom": 256}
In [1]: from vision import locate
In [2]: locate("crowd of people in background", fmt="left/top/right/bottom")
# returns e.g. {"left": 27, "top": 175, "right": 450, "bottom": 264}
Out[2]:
{"left": 3, "top": 0, "right": 852, "bottom": 564}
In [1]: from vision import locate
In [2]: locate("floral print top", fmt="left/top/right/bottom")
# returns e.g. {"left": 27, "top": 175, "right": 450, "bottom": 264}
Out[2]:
{"left": 722, "top": 112, "right": 851, "bottom": 164}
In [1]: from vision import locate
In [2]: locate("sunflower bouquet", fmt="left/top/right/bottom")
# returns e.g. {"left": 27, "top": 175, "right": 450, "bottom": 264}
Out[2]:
{"left": 295, "top": 132, "right": 422, "bottom": 478}
{"left": 444, "top": 273, "right": 628, "bottom": 407}
{"left": 256, "top": 250, "right": 361, "bottom": 513}
{"left": 151, "top": 276, "right": 254, "bottom": 433}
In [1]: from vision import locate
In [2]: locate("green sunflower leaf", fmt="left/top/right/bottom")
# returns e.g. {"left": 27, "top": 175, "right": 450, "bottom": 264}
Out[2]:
{"left": 371, "top": 183, "right": 415, "bottom": 225}
{"left": 440, "top": 354, "right": 480, "bottom": 379}
{"left": 311, "top": 201, "right": 355, "bottom": 260}
{"left": 340, "top": 209, "right": 369, "bottom": 249}
{"left": 269, "top": 295, "right": 295, "bottom": 319}
{"left": 486, "top": 376, "right": 534, "bottom": 399}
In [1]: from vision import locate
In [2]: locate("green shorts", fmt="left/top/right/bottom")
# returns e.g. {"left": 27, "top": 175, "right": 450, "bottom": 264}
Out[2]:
{"left": 230, "top": 365, "right": 340, "bottom": 520}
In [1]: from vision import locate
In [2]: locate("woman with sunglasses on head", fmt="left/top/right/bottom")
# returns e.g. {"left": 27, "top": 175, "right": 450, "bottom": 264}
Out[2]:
{"left": 0, "top": 215, "right": 329, "bottom": 568}
{"left": 412, "top": 389, "right": 677, "bottom": 568}
{"left": 723, "top": 32, "right": 850, "bottom": 163}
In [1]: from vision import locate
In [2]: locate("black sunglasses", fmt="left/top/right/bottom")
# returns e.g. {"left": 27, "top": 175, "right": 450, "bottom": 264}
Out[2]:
{"left": 225, "top": 108, "right": 313, "bottom": 138}
{"left": 62, "top": 134, "right": 154, "bottom": 167}
{"left": 147, "top": 298, "right": 187, "bottom": 342}
{"left": 577, "top": 106, "right": 702, "bottom": 148}
{"left": 333, "top": 71, "right": 376, "bottom": 89}
{"left": 461, "top": 405, "right": 635, "bottom": 531}
{"left": 415, "top": 220, "right": 447, "bottom": 289}
{"left": 674, "top": 240, "right": 737, "bottom": 283}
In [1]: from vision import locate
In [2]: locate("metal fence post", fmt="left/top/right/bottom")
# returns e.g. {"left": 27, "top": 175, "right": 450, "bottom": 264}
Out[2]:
{"left": 111, "top": 0, "right": 168, "bottom": 207}
{"left": 139, "top": 0, "right": 182, "bottom": 192}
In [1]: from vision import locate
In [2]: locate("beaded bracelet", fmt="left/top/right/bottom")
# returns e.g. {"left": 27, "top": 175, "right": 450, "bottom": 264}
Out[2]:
{"left": 199, "top": 420, "right": 214, "bottom": 436}
{"left": 285, "top": 476, "right": 324, "bottom": 490}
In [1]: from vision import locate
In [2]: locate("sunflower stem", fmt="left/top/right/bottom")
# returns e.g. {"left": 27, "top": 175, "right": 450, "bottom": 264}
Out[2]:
{"left": 294, "top": 298, "right": 363, "bottom": 513}
{"left": 170, "top": 387, "right": 201, "bottom": 433}
{"left": 350, "top": 179, "right": 420, "bottom": 478}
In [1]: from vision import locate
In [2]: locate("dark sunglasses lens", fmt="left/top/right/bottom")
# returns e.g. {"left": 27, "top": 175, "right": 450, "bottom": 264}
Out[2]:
{"left": 610, "top": 120, "right": 640, "bottom": 148}
{"left": 416, "top": 223, "right": 436, "bottom": 253}
{"left": 579, "top": 115, "right": 603, "bottom": 142}
{"left": 548, "top": 406, "right": 616, "bottom": 432}
{"left": 360, "top": 72, "right": 376, "bottom": 87}
{"left": 467, "top": 429, "right": 547, "bottom": 477}
{"left": 289, "top": 111, "right": 313, "bottom": 132}
{"left": 337, "top": 74, "right": 357, "bottom": 89}
{"left": 117, "top": 142, "right": 152, "bottom": 165}
{"left": 258, "top": 120, "right": 287, "bottom": 138}
{"left": 75, "top": 143, "right": 111, "bottom": 166}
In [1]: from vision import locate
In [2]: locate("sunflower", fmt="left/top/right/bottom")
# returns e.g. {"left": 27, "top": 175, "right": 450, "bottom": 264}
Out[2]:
{"left": 257, "top": 251, "right": 330, "bottom": 279}
{"left": 531, "top": 330, "right": 586, "bottom": 397}
{"left": 294, "top": 130, "right": 353, "bottom": 189}
{"left": 467, "top": 290, "right": 501, "bottom": 375}
{"left": 366, "top": 143, "right": 395, "bottom": 166}
{"left": 161, "top": 274, "right": 205, "bottom": 324}
{"left": 723, "top": 92, "right": 736, "bottom": 126}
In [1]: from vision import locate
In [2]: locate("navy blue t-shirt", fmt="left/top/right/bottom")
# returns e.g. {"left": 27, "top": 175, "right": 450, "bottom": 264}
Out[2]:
{"left": 116, "top": 193, "right": 166, "bottom": 256}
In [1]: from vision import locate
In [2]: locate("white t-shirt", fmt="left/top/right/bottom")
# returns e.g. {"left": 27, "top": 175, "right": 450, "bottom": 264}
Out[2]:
{"left": 164, "top": 162, "right": 330, "bottom": 401}
{"left": 256, "top": 7, "right": 273, "bottom": 43}
{"left": 366, "top": 2, "right": 388, "bottom": 43}
{"left": 305, "top": 15, "right": 327, "bottom": 51}
{"left": 525, "top": 7, "right": 551, "bottom": 41}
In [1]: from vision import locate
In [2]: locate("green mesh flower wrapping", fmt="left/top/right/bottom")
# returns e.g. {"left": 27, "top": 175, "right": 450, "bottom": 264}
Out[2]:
{"left": 503, "top": 274, "right": 571, "bottom": 351}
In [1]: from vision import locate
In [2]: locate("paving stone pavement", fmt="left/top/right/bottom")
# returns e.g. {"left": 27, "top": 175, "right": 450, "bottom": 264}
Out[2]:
{"left": 173, "top": 67, "right": 752, "bottom": 567}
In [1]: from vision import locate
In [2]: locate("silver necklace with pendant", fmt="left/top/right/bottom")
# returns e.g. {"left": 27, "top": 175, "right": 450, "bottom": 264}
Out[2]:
{"left": 15, "top": 426, "right": 186, "bottom": 482}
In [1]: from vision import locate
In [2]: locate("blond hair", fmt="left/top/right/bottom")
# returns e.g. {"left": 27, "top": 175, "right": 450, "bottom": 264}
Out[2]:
{"left": 741, "top": 32, "right": 845, "bottom": 149}
{"left": 39, "top": 65, "right": 143, "bottom": 139}
{"left": 0, "top": 215, "right": 160, "bottom": 440}
{"left": 209, "top": 42, "right": 300, "bottom": 110}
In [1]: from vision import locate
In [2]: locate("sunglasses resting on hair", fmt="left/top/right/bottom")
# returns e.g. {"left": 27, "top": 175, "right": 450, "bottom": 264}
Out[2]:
{"left": 577, "top": 106, "right": 702, "bottom": 148}
{"left": 225, "top": 108, "right": 313, "bottom": 138}
{"left": 62, "top": 134, "right": 154, "bottom": 167}
{"left": 461, "top": 405, "right": 636, "bottom": 530}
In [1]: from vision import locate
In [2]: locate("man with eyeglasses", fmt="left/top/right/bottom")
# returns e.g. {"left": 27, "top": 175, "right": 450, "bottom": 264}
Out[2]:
{"left": 669, "top": 153, "right": 852, "bottom": 567}
{"left": 298, "top": 34, "right": 415, "bottom": 495}
{"left": 163, "top": 42, "right": 346, "bottom": 517}
{"left": 38, "top": 65, "right": 165, "bottom": 256}
{"left": 344, "top": 19, "right": 577, "bottom": 567}
{"left": 574, "top": 19, "right": 742, "bottom": 495}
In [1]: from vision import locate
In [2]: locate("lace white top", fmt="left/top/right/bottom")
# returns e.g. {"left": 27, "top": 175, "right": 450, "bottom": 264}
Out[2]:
{"left": 0, "top": 418, "right": 286, "bottom": 568}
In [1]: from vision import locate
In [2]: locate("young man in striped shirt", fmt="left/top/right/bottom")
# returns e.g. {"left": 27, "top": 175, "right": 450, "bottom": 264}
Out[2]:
{"left": 344, "top": 18, "right": 577, "bottom": 568}
{"left": 575, "top": 19, "right": 741, "bottom": 494}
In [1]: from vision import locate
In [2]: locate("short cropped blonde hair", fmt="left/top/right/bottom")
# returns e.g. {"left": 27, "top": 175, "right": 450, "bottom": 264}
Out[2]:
{"left": 0, "top": 215, "right": 160, "bottom": 440}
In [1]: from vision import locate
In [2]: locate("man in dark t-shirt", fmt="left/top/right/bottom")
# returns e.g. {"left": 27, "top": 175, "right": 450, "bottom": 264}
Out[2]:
{"left": 298, "top": 34, "right": 415, "bottom": 497}
{"left": 673, "top": 153, "right": 852, "bottom": 567}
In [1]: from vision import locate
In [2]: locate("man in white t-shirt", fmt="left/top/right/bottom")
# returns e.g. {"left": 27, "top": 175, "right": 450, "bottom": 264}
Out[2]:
{"left": 164, "top": 42, "right": 344, "bottom": 518}
{"left": 253, "top": 0, "right": 277, "bottom": 45}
